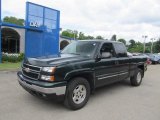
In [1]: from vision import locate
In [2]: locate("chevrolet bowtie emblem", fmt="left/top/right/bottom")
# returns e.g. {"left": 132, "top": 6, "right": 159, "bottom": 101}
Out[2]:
{"left": 24, "top": 68, "right": 30, "bottom": 73}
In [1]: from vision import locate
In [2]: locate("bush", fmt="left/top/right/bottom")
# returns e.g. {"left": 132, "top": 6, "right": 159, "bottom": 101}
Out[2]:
{"left": 2, "top": 53, "right": 24, "bottom": 63}
{"left": 18, "top": 53, "right": 25, "bottom": 61}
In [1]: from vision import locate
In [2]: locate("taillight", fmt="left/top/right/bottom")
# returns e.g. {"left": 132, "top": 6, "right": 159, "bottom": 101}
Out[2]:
{"left": 146, "top": 58, "right": 151, "bottom": 64}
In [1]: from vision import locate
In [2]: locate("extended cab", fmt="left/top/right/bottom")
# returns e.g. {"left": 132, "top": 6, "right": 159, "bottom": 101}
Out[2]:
{"left": 17, "top": 40, "right": 147, "bottom": 110}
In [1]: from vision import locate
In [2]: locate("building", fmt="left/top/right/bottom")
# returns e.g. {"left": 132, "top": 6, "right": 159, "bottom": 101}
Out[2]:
{"left": 1, "top": 26, "right": 74, "bottom": 54}
{"left": 1, "top": 27, "right": 25, "bottom": 53}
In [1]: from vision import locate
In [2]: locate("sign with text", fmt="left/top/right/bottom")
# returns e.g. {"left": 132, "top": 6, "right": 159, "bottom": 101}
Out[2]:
{"left": 29, "top": 21, "right": 40, "bottom": 28}
{"left": 25, "top": 2, "right": 60, "bottom": 57}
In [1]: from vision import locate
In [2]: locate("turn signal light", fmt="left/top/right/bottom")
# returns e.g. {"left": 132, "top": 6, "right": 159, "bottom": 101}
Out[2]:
{"left": 41, "top": 75, "right": 55, "bottom": 81}
{"left": 50, "top": 76, "right": 55, "bottom": 81}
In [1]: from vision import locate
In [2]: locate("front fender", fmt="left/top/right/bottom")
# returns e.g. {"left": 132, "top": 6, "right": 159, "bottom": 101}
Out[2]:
{"left": 64, "top": 68, "right": 96, "bottom": 90}
{"left": 64, "top": 68, "right": 93, "bottom": 80}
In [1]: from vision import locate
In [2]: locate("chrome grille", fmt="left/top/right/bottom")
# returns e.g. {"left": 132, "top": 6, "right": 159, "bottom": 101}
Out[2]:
{"left": 22, "top": 63, "right": 41, "bottom": 80}
{"left": 23, "top": 63, "right": 41, "bottom": 71}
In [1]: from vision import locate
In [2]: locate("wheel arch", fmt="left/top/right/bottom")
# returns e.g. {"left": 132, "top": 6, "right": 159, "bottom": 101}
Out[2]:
{"left": 65, "top": 71, "right": 95, "bottom": 92}
{"left": 137, "top": 64, "right": 145, "bottom": 77}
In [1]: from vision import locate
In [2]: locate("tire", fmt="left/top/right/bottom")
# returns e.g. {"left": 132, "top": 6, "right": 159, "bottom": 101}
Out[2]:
{"left": 130, "top": 69, "right": 143, "bottom": 86}
{"left": 64, "top": 77, "right": 90, "bottom": 110}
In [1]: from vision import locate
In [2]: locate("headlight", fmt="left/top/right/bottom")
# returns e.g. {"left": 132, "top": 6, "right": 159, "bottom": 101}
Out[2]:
{"left": 41, "top": 75, "right": 55, "bottom": 81}
{"left": 42, "top": 67, "right": 56, "bottom": 73}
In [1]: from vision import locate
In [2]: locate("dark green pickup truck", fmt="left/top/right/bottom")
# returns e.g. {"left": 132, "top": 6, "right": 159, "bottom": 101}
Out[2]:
{"left": 17, "top": 40, "right": 147, "bottom": 110}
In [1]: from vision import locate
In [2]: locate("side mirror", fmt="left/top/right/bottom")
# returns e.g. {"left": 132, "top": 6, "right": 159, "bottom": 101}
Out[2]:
{"left": 101, "top": 52, "right": 111, "bottom": 58}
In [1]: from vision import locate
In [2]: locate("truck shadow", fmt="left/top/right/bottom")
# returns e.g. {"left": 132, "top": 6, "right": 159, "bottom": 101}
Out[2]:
{"left": 25, "top": 92, "right": 66, "bottom": 110}
{"left": 24, "top": 79, "right": 131, "bottom": 111}
{"left": 91, "top": 79, "right": 131, "bottom": 97}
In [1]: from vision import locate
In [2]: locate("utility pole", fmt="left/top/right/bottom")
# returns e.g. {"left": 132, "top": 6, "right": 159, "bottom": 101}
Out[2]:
{"left": 142, "top": 35, "right": 148, "bottom": 53}
{"left": 150, "top": 38, "right": 155, "bottom": 53}
{"left": 74, "top": 32, "right": 75, "bottom": 40}
{"left": 73, "top": 30, "right": 76, "bottom": 40}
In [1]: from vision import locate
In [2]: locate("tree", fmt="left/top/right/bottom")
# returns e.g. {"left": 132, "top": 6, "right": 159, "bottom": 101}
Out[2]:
{"left": 129, "top": 39, "right": 136, "bottom": 47}
{"left": 145, "top": 42, "right": 152, "bottom": 46}
{"left": 61, "top": 29, "right": 78, "bottom": 39}
{"left": 128, "top": 45, "right": 143, "bottom": 53}
{"left": 154, "top": 39, "right": 160, "bottom": 53}
{"left": 61, "top": 30, "right": 72, "bottom": 38}
{"left": 78, "top": 32, "right": 86, "bottom": 40}
{"left": 127, "top": 40, "right": 140, "bottom": 53}
{"left": 118, "top": 39, "right": 126, "bottom": 45}
{"left": 96, "top": 35, "right": 104, "bottom": 40}
{"left": 111, "top": 34, "right": 117, "bottom": 41}
{"left": 85, "top": 35, "right": 94, "bottom": 39}
{"left": 78, "top": 32, "right": 95, "bottom": 40}
{"left": 3, "top": 16, "right": 24, "bottom": 26}
{"left": 61, "top": 29, "right": 96, "bottom": 40}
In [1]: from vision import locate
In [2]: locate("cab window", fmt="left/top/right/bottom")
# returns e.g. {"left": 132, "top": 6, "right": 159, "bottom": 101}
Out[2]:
{"left": 113, "top": 43, "right": 127, "bottom": 57}
{"left": 100, "top": 43, "right": 115, "bottom": 57}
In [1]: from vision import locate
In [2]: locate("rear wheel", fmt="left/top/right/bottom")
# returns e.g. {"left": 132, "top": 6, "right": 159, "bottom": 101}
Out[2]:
{"left": 130, "top": 69, "right": 143, "bottom": 86}
{"left": 64, "top": 77, "right": 90, "bottom": 110}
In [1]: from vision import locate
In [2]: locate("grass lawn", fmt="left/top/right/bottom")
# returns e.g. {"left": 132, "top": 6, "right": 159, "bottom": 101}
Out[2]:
{"left": 0, "top": 62, "right": 21, "bottom": 71}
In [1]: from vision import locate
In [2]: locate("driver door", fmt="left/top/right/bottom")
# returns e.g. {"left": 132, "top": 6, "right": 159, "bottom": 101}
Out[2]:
{"left": 94, "top": 43, "right": 119, "bottom": 88}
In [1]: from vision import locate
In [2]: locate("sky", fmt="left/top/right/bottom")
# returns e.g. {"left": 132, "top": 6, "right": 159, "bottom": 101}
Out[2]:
{"left": 1, "top": 0, "right": 160, "bottom": 42}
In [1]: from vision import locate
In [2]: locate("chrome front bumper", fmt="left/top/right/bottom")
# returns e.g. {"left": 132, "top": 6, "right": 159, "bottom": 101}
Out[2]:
{"left": 18, "top": 73, "right": 66, "bottom": 96}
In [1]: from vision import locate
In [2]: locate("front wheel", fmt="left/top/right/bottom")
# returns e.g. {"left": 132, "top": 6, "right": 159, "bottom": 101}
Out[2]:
{"left": 64, "top": 77, "right": 90, "bottom": 110}
{"left": 130, "top": 69, "right": 143, "bottom": 86}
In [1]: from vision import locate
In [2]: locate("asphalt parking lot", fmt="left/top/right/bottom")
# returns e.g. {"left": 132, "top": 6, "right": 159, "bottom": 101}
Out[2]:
{"left": 0, "top": 65, "right": 160, "bottom": 120}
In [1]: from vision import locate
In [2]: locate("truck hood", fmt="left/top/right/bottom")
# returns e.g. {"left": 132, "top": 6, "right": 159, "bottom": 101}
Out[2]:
{"left": 24, "top": 54, "right": 91, "bottom": 67}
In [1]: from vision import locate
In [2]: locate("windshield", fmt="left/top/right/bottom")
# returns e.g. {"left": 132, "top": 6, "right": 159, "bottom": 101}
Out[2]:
{"left": 61, "top": 41, "right": 99, "bottom": 57}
